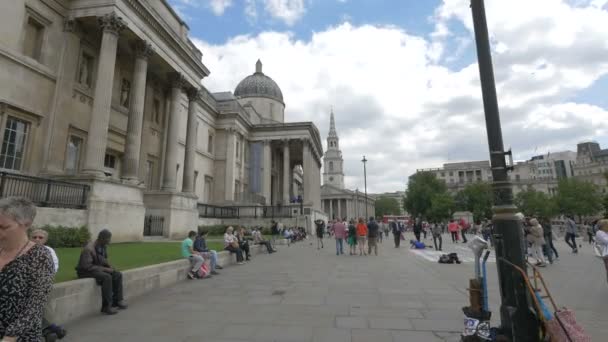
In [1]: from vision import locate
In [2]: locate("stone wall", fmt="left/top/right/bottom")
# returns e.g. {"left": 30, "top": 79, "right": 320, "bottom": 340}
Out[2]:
{"left": 46, "top": 246, "right": 271, "bottom": 324}
{"left": 33, "top": 207, "right": 87, "bottom": 228}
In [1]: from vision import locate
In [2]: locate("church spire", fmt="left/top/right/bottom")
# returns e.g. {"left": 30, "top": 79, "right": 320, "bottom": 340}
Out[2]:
{"left": 328, "top": 108, "right": 337, "bottom": 138}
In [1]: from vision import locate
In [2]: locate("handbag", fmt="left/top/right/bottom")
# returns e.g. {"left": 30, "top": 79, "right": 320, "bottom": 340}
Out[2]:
{"left": 198, "top": 263, "right": 210, "bottom": 278}
{"left": 546, "top": 308, "right": 591, "bottom": 342}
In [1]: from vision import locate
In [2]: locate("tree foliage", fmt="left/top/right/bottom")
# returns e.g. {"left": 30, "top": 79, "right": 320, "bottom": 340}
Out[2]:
{"left": 556, "top": 178, "right": 603, "bottom": 218}
{"left": 514, "top": 189, "right": 557, "bottom": 219}
{"left": 455, "top": 183, "right": 493, "bottom": 222}
{"left": 375, "top": 197, "right": 401, "bottom": 217}
{"left": 404, "top": 172, "right": 448, "bottom": 219}
{"left": 427, "top": 193, "right": 456, "bottom": 222}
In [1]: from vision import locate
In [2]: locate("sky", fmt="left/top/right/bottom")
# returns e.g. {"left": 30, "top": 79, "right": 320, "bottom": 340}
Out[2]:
{"left": 168, "top": 0, "right": 608, "bottom": 193}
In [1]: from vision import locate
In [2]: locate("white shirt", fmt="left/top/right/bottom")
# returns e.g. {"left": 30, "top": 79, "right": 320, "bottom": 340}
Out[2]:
{"left": 595, "top": 230, "right": 608, "bottom": 257}
{"left": 45, "top": 245, "right": 59, "bottom": 273}
{"left": 224, "top": 233, "right": 236, "bottom": 247}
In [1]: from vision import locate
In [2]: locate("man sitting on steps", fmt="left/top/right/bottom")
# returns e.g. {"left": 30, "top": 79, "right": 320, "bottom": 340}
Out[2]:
{"left": 252, "top": 228, "right": 276, "bottom": 253}
{"left": 194, "top": 230, "right": 222, "bottom": 275}
{"left": 76, "top": 229, "right": 128, "bottom": 315}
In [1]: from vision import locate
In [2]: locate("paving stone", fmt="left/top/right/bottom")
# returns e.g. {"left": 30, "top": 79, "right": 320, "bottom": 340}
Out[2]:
{"left": 368, "top": 317, "right": 413, "bottom": 330}
{"left": 411, "top": 318, "right": 463, "bottom": 332}
{"left": 335, "top": 316, "right": 368, "bottom": 329}
{"left": 311, "top": 327, "right": 351, "bottom": 342}
{"left": 391, "top": 330, "right": 443, "bottom": 342}
{"left": 351, "top": 328, "right": 393, "bottom": 342}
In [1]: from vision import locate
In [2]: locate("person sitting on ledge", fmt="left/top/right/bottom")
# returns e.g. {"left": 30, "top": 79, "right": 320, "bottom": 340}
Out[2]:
{"left": 252, "top": 228, "right": 276, "bottom": 254}
{"left": 224, "top": 226, "right": 245, "bottom": 265}
{"left": 182, "top": 231, "right": 209, "bottom": 279}
{"left": 236, "top": 227, "right": 252, "bottom": 261}
{"left": 194, "top": 230, "right": 222, "bottom": 275}
{"left": 76, "top": 229, "right": 127, "bottom": 315}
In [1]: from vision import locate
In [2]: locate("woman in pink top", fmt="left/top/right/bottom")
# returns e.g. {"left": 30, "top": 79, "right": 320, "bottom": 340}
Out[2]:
{"left": 448, "top": 219, "right": 459, "bottom": 243}
{"left": 332, "top": 220, "right": 347, "bottom": 256}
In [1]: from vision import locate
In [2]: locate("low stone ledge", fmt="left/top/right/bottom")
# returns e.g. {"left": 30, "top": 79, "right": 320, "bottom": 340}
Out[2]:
{"left": 47, "top": 245, "right": 273, "bottom": 324}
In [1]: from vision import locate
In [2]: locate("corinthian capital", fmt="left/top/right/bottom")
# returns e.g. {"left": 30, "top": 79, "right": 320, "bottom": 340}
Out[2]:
{"left": 98, "top": 13, "right": 127, "bottom": 36}
{"left": 133, "top": 40, "right": 154, "bottom": 60}
{"left": 186, "top": 87, "right": 201, "bottom": 101}
{"left": 168, "top": 72, "right": 186, "bottom": 89}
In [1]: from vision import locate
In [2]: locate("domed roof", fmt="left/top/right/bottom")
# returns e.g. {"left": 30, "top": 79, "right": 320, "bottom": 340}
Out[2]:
{"left": 234, "top": 60, "right": 283, "bottom": 103}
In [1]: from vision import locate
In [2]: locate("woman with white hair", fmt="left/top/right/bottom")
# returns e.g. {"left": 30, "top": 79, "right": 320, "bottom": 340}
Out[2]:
{"left": 224, "top": 226, "right": 245, "bottom": 265}
{"left": 528, "top": 218, "right": 547, "bottom": 267}
{"left": 30, "top": 229, "right": 58, "bottom": 273}
{"left": 0, "top": 197, "right": 54, "bottom": 341}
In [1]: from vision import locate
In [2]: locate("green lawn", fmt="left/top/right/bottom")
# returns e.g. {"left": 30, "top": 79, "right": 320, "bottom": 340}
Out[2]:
{"left": 54, "top": 241, "right": 224, "bottom": 283}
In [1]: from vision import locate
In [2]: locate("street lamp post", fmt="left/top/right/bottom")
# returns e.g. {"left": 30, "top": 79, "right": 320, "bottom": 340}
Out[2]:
{"left": 355, "top": 188, "right": 359, "bottom": 218}
{"left": 362, "top": 156, "right": 368, "bottom": 219}
{"left": 470, "top": 0, "right": 540, "bottom": 340}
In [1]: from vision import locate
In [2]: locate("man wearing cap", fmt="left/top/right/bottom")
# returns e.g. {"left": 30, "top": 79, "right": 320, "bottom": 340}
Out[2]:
{"left": 76, "top": 229, "right": 127, "bottom": 315}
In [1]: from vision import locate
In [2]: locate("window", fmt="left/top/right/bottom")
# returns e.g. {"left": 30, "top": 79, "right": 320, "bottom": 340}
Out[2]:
{"left": 145, "top": 160, "right": 154, "bottom": 189}
{"left": 329, "top": 161, "right": 334, "bottom": 171}
{"left": 440, "top": 172, "right": 445, "bottom": 177}
{"left": 23, "top": 17, "right": 44, "bottom": 61}
{"left": 0, "top": 117, "right": 30, "bottom": 170}
{"left": 65, "top": 135, "right": 83, "bottom": 173}
{"left": 104, "top": 153, "right": 116, "bottom": 169}
{"left": 449, "top": 171, "right": 453, "bottom": 176}
{"left": 77, "top": 52, "right": 94, "bottom": 88}
{"left": 207, "top": 133, "right": 214, "bottom": 154}
{"left": 204, "top": 176, "right": 213, "bottom": 202}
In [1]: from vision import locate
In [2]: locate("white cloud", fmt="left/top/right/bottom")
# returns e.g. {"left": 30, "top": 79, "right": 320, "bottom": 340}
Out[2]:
{"left": 209, "top": 0, "right": 233, "bottom": 15}
{"left": 263, "top": 0, "right": 307, "bottom": 25}
{"left": 192, "top": 1, "right": 608, "bottom": 192}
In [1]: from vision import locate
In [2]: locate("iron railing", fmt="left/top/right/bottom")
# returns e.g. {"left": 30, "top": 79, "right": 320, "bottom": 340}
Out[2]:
{"left": 197, "top": 203, "right": 293, "bottom": 219}
{"left": 0, "top": 172, "right": 89, "bottom": 209}
{"left": 143, "top": 215, "right": 164, "bottom": 236}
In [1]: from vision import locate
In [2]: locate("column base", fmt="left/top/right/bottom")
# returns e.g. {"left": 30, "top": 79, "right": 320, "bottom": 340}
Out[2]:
{"left": 143, "top": 191, "right": 198, "bottom": 240}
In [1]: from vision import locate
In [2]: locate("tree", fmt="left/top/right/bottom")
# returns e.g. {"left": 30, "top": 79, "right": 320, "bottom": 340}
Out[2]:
{"left": 556, "top": 178, "right": 603, "bottom": 219}
{"left": 455, "top": 182, "right": 493, "bottom": 222}
{"left": 375, "top": 197, "right": 401, "bottom": 217}
{"left": 404, "top": 172, "right": 448, "bottom": 219}
{"left": 514, "top": 189, "right": 557, "bottom": 219}
{"left": 427, "top": 193, "right": 456, "bottom": 222}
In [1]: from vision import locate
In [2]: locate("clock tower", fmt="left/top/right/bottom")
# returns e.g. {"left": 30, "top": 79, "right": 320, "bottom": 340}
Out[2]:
{"left": 323, "top": 109, "right": 345, "bottom": 189}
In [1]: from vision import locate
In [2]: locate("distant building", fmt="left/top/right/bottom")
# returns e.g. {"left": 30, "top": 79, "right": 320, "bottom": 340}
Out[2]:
{"left": 320, "top": 110, "right": 375, "bottom": 220}
{"left": 573, "top": 142, "right": 608, "bottom": 194}
{"left": 416, "top": 150, "right": 578, "bottom": 196}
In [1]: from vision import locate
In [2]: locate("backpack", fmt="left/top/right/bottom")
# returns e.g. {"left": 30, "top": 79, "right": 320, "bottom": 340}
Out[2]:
{"left": 198, "top": 263, "right": 210, "bottom": 278}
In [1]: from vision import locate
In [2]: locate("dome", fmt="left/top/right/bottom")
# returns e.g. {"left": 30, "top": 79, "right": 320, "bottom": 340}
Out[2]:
{"left": 234, "top": 60, "right": 284, "bottom": 103}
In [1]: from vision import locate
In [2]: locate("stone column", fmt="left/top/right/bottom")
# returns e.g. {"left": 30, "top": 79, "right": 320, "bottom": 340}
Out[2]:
{"left": 224, "top": 128, "right": 236, "bottom": 201}
{"left": 161, "top": 72, "right": 186, "bottom": 191}
{"left": 302, "top": 139, "right": 312, "bottom": 205}
{"left": 182, "top": 87, "right": 199, "bottom": 193}
{"left": 83, "top": 13, "right": 126, "bottom": 175}
{"left": 262, "top": 140, "right": 272, "bottom": 205}
{"left": 122, "top": 40, "right": 153, "bottom": 181}
{"left": 282, "top": 139, "right": 290, "bottom": 204}
{"left": 329, "top": 199, "right": 333, "bottom": 219}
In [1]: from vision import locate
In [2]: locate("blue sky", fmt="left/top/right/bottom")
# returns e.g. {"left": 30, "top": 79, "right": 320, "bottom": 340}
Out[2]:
{"left": 168, "top": 0, "right": 608, "bottom": 192}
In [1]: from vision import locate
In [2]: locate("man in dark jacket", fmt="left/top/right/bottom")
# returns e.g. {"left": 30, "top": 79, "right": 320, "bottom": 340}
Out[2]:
{"left": 391, "top": 221, "right": 402, "bottom": 248}
{"left": 76, "top": 229, "right": 127, "bottom": 315}
{"left": 367, "top": 217, "right": 380, "bottom": 255}
{"left": 413, "top": 217, "right": 423, "bottom": 242}
{"left": 194, "top": 230, "right": 222, "bottom": 275}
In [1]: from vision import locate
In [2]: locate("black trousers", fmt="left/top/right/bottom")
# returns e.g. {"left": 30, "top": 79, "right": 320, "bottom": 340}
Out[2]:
{"left": 78, "top": 270, "right": 123, "bottom": 308}
{"left": 240, "top": 241, "right": 251, "bottom": 259}
{"left": 451, "top": 231, "right": 458, "bottom": 242}
{"left": 414, "top": 230, "right": 421, "bottom": 242}
{"left": 433, "top": 234, "right": 442, "bottom": 250}
{"left": 461, "top": 230, "right": 468, "bottom": 243}
{"left": 565, "top": 232, "right": 577, "bottom": 251}
{"left": 393, "top": 233, "right": 401, "bottom": 247}
{"left": 225, "top": 245, "right": 244, "bottom": 262}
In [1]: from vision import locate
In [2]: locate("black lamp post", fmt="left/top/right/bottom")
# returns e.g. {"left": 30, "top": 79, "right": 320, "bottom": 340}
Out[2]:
{"left": 470, "top": 0, "right": 540, "bottom": 340}
{"left": 362, "top": 156, "right": 368, "bottom": 219}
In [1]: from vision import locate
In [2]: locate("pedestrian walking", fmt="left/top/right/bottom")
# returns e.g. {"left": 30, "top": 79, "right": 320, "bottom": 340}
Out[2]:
{"left": 586, "top": 222, "right": 595, "bottom": 245}
{"left": 367, "top": 217, "right": 380, "bottom": 256}
{"left": 448, "top": 219, "right": 459, "bottom": 243}
{"left": 528, "top": 219, "right": 547, "bottom": 267}
{"left": 564, "top": 215, "right": 579, "bottom": 254}
{"left": 459, "top": 219, "right": 469, "bottom": 243}
{"left": 431, "top": 222, "right": 442, "bottom": 251}
{"left": 347, "top": 219, "right": 358, "bottom": 255}
{"left": 332, "top": 219, "right": 347, "bottom": 256}
{"left": 541, "top": 218, "right": 558, "bottom": 263}
{"left": 314, "top": 219, "right": 325, "bottom": 250}
{"left": 594, "top": 219, "right": 608, "bottom": 284}
{"left": 356, "top": 218, "right": 368, "bottom": 256}
{"left": 377, "top": 220, "right": 383, "bottom": 244}
{"left": 391, "top": 220, "right": 401, "bottom": 248}
{"left": 413, "top": 217, "right": 422, "bottom": 242}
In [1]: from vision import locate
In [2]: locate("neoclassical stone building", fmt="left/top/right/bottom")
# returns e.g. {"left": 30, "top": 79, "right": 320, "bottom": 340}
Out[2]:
{"left": 0, "top": 0, "right": 324, "bottom": 241}
{"left": 320, "top": 111, "right": 375, "bottom": 220}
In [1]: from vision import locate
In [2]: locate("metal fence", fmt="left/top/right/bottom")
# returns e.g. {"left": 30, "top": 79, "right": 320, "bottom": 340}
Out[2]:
{"left": 0, "top": 172, "right": 89, "bottom": 209}
{"left": 197, "top": 204, "right": 293, "bottom": 219}
{"left": 143, "top": 215, "right": 164, "bottom": 236}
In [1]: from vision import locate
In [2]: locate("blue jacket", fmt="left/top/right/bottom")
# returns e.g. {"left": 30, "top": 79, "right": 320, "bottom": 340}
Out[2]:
{"left": 193, "top": 237, "right": 208, "bottom": 252}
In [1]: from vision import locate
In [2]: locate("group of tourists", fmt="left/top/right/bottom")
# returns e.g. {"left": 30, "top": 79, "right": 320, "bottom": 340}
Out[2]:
{"left": 316, "top": 217, "right": 381, "bottom": 256}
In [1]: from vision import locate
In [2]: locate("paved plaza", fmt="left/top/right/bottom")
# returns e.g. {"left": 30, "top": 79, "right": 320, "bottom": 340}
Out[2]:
{"left": 64, "top": 234, "right": 608, "bottom": 342}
